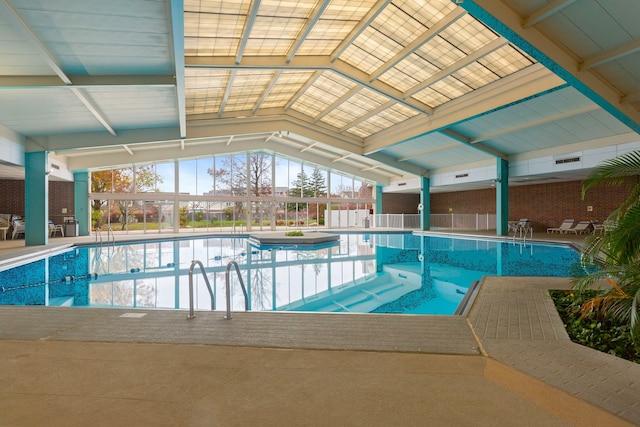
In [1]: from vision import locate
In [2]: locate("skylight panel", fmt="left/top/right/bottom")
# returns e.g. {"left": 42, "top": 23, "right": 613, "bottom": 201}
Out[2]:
{"left": 379, "top": 54, "right": 439, "bottom": 92}
{"left": 297, "top": 20, "right": 353, "bottom": 55}
{"left": 187, "top": 0, "right": 249, "bottom": 15}
{"left": 321, "top": 114, "right": 351, "bottom": 130}
{"left": 439, "top": 14, "right": 497, "bottom": 55}
{"left": 192, "top": 37, "right": 237, "bottom": 57}
{"left": 453, "top": 62, "right": 500, "bottom": 89}
{"left": 478, "top": 45, "right": 535, "bottom": 77}
{"left": 430, "top": 77, "right": 473, "bottom": 100}
{"left": 185, "top": 69, "right": 229, "bottom": 115}
{"left": 339, "top": 43, "right": 385, "bottom": 74}
{"left": 348, "top": 110, "right": 405, "bottom": 138}
{"left": 370, "top": 3, "right": 424, "bottom": 47}
{"left": 416, "top": 36, "right": 466, "bottom": 70}
{"left": 261, "top": 71, "right": 315, "bottom": 108}
{"left": 374, "top": 106, "right": 416, "bottom": 128}
{"left": 322, "top": 0, "right": 377, "bottom": 20}
{"left": 291, "top": 73, "right": 354, "bottom": 118}
{"left": 225, "top": 71, "right": 275, "bottom": 112}
{"left": 323, "top": 88, "right": 389, "bottom": 131}
{"left": 398, "top": 0, "right": 457, "bottom": 28}
{"left": 184, "top": 36, "right": 199, "bottom": 57}
{"left": 348, "top": 119, "right": 387, "bottom": 138}
{"left": 297, "top": 0, "right": 377, "bottom": 55}
{"left": 314, "top": 72, "right": 355, "bottom": 98}
{"left": 356, "top": 87, "right": 389, "bottom": 105}
{"left": 243, "top": 15, "right": 304, "bottom": 56}
{"left": 238, "top": 0, "right": 317, "bottom": 56}
{"left": 185, "top": 5, "right": 246, "bottom": 56}
{"left": 261, "top": 0, "right": 317, "bottom": 19}
{"left": 377, "top": 66, "right": 420, "bottom": 92}
{"left": 378, "top": 103, "right": 420, "bottom": 124}
{"left": 410, "top": 87, "right": 451, "bottom": 108}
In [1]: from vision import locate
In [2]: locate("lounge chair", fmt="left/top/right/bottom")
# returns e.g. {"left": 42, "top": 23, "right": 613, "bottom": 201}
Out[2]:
{"left": 0, "top": 215, "right": 9, "bottom": 240}
{"left": 547, "top": 219, "right": 574, "bottom": 234}
{"left": 11, "top": 219, "right": 25, "bottom": 239}
{"left": 591, "top": 220, "right": 606, "bottom": 235}
{"left": 564, "top": 220, "right": 592, "bottom": 235}
{"left": 49, "top": 221, "right": 64, "bottom": 237}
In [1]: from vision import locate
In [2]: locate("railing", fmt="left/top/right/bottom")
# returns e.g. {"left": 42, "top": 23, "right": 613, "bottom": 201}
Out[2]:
{"left": 107, "top": 226, "right": 115, "bottom": 245}
{"left": 374, "top": 214, "right": 420, "bottom": 229}
{"left": 95, "top": 227, "right": 116, "bottom": 262}
{"left": 430, "top": 213, "right": 496, "bottom": 231}
{"left": 373, "top": 213, "right": 496, "bottom": 231}
{"left": 187, "top": 260, "right": 214, "bottom": 319}
{"left": 225, "top": 260, "right": 248, "bottom": 320}
{"left": 511, "top": 219, "right": 533, "bottom": 244}
{"left": 95, "top": 226, "right": 116, "bottom": 245}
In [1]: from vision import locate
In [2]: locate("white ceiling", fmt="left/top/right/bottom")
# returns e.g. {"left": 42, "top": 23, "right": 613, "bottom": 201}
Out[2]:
{"left": 0, "top": 0, "right": 638, "bottom": 193}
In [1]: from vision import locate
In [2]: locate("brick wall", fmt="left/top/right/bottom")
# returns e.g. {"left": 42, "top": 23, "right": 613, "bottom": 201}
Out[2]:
{"left": 430, "top": 188, "right": 495, "bottom": 214}
{"left": 49, "top": 181, "right": 76, "bottom": 224}
{"left": 381, "top": 193, "right": 420, "bottom": 214}
{"left": 0, "top": 180, "right": 75, "bottom": 223}
{"left": 0, "top": 180, "right": 24, "bottom": 216}
{"left": 430, "top": 179, "right": 637, "bottom": 231}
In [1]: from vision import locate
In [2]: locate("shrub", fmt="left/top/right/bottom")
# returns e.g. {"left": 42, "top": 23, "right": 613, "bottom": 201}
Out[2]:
{"left": 550, "top": 290, "right": 640, "bottom": 363}
{"left": 285, "top": 230, "right": 304, "bottom": 236}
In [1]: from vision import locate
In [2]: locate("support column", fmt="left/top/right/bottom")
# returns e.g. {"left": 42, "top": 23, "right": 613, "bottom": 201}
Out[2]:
{"left": 326, "top": 173, "right": 331, "bottom": 229}
{"left": 173, "top": 160, "right": 180, "bottom": 232}
{"left": 496, "top": 158, "right": 509, "bottom": 236}
{"left": 420, "top": 176, "right": 430, "bottom": 231}
{"left": 25, "top": 151, "right": 49, "bottom": 246}
{"left": 73, "top": 171, "right": 90, "bottom": 236}
{"left": 375, "top": 184, "right": 382, "bottom": 227}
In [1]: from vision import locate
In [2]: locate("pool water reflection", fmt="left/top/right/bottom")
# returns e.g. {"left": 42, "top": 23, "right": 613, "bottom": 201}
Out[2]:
{"left": 0, "top": 233, "right": 581, "bottom": 315}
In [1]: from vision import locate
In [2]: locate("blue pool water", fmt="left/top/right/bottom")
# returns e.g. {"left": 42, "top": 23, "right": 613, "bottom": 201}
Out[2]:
{"left": 0, "top": 233, "right": 582, "bottom": 315}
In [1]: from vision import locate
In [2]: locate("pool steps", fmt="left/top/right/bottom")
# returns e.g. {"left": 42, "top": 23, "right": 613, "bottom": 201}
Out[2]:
{"left": 279, "top": 264, "right": 422, "bottom": 313}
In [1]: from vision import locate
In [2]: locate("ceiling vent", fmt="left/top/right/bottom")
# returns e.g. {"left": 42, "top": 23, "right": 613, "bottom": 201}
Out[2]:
{"left": 455, "top": 173, "right": 468, "bottom": 178}
{"left": 555, "top": 156, "right": 580, "bottom": 165}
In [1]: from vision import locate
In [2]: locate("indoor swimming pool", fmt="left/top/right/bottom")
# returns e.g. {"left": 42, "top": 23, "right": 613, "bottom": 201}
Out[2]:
{"left": 0, "top": 232, "right": 582, "bottom": 315}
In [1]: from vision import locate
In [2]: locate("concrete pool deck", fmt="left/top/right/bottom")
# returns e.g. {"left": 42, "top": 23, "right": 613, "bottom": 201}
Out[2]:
{"left": 0, "top": 229, "right": 638, "bottom": 425}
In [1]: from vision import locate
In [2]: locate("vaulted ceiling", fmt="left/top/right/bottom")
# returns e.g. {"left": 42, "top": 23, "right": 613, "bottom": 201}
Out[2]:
{"left": 0, "top": 0, "right": 638, "bottom": 191}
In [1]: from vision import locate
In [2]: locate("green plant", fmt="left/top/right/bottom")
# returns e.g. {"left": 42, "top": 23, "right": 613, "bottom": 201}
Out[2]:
{"left": 574, "top": 150, "right": 640, "bottom": 341}
{"left": 285, "top": 230, "right": 304, "bottom": 236}
{"left": 91, "top": 209, "right": 103, "bottom": 229}
{"left": 179, "top": 206, "right": 188, "bottom": 227}
{"left": 550, "top": 290, "right": 640, "bottom": 363}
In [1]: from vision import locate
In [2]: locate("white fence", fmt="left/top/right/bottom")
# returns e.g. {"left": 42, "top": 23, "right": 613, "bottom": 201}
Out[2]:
{"left": 374, "top": 214, "right": 421, "bottom": 230}
{"left": 430, "top": 213, "right": 496, "bottom": 231}
{"left": 326, "top": 209, "right": 371, "bottom": 228}
{"left": 374, "top": 213, "right": 496, "bottom": 231}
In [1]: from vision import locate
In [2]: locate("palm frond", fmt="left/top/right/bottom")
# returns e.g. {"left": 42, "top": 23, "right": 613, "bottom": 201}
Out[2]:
{"left": 582, "top": 150, "right": 640, "bottom": 197}
{"left": 605, "top": 205, "right": 640, "bottom": 264}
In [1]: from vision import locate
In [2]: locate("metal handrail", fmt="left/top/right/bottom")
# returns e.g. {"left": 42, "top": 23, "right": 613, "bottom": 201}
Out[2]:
{"left": 512, "top": 220, "right": 532, "bottom": 244}
{"left": 187, "top": 260, "right": 215, "bottom": 319}
{"left": 107, "top": 226, "right": 115, "bottom": 245}
{"left": 225, "top": 260, "right": 248, "bottom": 320}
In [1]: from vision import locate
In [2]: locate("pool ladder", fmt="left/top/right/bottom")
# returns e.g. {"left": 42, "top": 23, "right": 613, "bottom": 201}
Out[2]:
{"left": 94, "top": 227, "right": 116, "bottom": 270}
{"left": 187, "top": 259, "right": 248, "bottom": 320}
{"left": 95, "top": 226, "right": 115, "bottom": 248}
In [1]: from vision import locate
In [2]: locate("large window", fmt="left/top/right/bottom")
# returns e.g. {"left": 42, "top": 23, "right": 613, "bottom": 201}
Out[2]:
{"left": 90, "top": 151, "right": 374, "bottom": 233}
